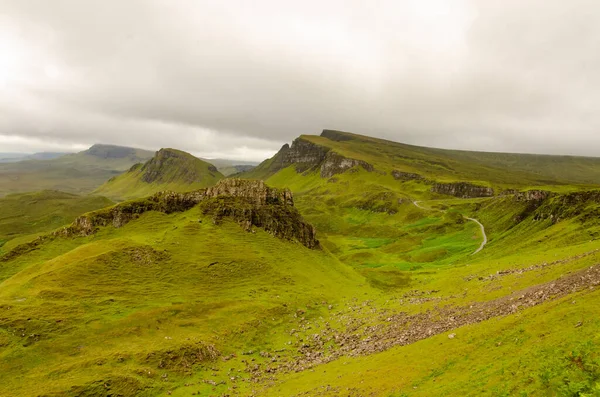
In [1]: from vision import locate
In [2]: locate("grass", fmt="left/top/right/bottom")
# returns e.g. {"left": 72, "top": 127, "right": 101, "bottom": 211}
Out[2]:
{"left": 0, "top": 190, "right": 113, "bottom": 254}
{"left": 0, "top": 144, "right": 153, "bottom": 197}
{"left": 94, "top": 148, "right": 224, "bottom": 201}
{"left": 4, "top": 130, "right": 600, "bottom": 396}
{"left": 0, "top": 206, "right": 372, "bottom": 396}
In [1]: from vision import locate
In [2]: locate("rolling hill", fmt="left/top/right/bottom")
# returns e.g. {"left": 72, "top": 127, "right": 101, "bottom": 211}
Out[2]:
{"left": 3, "top": 130, "right": 600, "bottom": 396}
{"left": 245, "top": 129, "right": 600, "bottom": 188}
{"left": 0, "top": 179, "right": 367, "bottom": 396}
{"left": 0, "top": 144, "right": 154, "bottom": 196}
{"left": 0, "top": 190, "right": 113, "bottom": 254}
{"left": 95, "top": 148, "right": 224, "bottom": 200}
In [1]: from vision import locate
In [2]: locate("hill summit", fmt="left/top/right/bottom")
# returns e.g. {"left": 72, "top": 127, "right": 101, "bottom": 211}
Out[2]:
{"left": 95, "top": 148, "right": 224, "bottom": 200}
{"left": 82, "top": 143, "right": 154, "bottom": 161}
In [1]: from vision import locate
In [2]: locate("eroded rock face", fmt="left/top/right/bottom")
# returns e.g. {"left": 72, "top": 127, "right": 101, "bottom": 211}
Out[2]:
{"left": 392, "top": 170, "right": 423, "bottom": 181}
{"left": 514, "top": 190, "right": 553, "bottom": 202}
{"left": 205, "top": 179, "right": 293, "bottom": 206}
{"left": 432, "top": 182, "right": 494, "bottom": 198}
{"left": 54, "top": 179, "right": 319, "bottom": 249}
{"left": 283, "top": 138, "right": 330, "bottom": 172}
{"left": 254, "top": 137, "right": 374, "bottom": 178}
{"left": 320, "top": 151, "right": 374, "bottom": 178}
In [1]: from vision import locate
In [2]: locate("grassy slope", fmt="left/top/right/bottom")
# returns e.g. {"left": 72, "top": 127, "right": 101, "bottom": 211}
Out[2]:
{"left": 0, "top": 190, "right": 113, "bottom": 253}
{"left": 235, "top": 130, "right": 600, "bottom": 396}
{"left": 0, "top": 207, "right": 370, "bottom": 396}
{"left": 0, "top": 146, "right": 154, "bottom": 196}
{"left": 301, "top": 130, "right": 600, "bottom": 187}
{"left": 95, "top": 149, "right": 224, "bottom": 201}
{"left": 3, "top": 130, "right": 600, "bottom": 396}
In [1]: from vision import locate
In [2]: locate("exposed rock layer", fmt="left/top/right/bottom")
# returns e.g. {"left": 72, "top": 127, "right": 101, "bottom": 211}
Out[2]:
{"left": 391, "top": 170, "right": 424, "bottom": 181}
{"left": 60, "top": 179, "right": 319, "bottom": 249}
{"left": 432, "top": 182, "right": 495, "bottom": 198}
{"left": 253, "top": 137, "right": 374, "bottom": 179}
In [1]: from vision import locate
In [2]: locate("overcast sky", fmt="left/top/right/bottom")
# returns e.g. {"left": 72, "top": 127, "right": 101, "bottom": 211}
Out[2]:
{"left": 1, "top": 0, "right": 600, "bottom": 160}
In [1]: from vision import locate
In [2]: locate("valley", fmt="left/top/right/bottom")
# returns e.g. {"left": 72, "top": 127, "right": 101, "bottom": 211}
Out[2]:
{"left": 1, "top": 130, "right": 600, "bottom": 396}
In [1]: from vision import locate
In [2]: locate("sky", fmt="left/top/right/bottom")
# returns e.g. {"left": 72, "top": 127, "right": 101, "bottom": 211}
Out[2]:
{"left": 1, "top": 0, "right": 600, "bottom": 161}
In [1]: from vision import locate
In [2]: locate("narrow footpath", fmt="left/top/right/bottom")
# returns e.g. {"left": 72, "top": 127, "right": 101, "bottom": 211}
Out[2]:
{"left": 413, "top": 200, "right": 487, "bottom": 255}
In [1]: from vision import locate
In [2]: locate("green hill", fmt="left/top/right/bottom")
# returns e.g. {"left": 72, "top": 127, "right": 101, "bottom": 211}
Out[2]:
{"left": 0, "top": 144, "right": 154, "bottom": 196}
{"left": 0, "top": 179, "right": 367, "bottom": 396}
{"left": 246, "top": 129, "right": 600, "bottom": 188}
{"left": 0, "top": 190, "right": 113, "bottom": 253}
{"left": 95, "top": 148, "right": 224, "bottom": 200}
{"left": 4, "top": 131, "right": 600, "bottom": 396}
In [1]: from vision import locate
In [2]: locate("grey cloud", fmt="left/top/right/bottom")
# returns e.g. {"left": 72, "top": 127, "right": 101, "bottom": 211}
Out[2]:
{"left": 1, "top": 0, "right": 600, "bottom": 159}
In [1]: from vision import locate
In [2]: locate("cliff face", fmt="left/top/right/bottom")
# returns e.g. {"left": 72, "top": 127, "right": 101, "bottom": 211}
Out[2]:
{"left": 514, "top": 190, "right": 553, "bottom": 202}
{"left": 320, "top": 151, "right": 374, "bottom": 178}
{"left": 283, "top": 139, "right": 331, "bottom": 172}
{"left": 392, "top": 170, "right": 424, "bottom": 181}
{"left": 249, "top": 137, "right": 374, "bottom": 179}
{"left": 56, "top": 179, "right": 319, "bottom": 249}
{"left": 432, "top": 182, "right": 494, "bottom": 198}
{"left": 205, "top": 178, "right": 293, "bottom": 206}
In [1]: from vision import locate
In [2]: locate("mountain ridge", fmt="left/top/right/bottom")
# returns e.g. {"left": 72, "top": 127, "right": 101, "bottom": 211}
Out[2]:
{"left": 94, "top": 148, "right": 224, "bottom": 200}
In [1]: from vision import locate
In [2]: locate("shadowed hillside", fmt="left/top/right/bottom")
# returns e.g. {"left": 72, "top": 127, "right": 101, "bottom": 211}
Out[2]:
{"left": 0, "top": 144, "right": 154, "bottom": 196}
{"left": 246, "top": 129, "right": 600, "bottom": 188}
{"left": 95, "top": 148, "right": 224, "bottom": 201}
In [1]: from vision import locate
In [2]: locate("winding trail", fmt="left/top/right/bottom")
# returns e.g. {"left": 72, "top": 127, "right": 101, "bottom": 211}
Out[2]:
{"left": 465, "top": 217, "right": 487, "bottom": 255}
{"left": 413, "top": 200, "right": 487, "bottom": 255}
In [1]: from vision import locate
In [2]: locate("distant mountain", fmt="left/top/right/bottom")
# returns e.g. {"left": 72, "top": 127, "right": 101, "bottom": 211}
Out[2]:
{"left": 201, "top": 158, "right": 259, "bottom": 176}
{"left": 0, "top": 144, "right": 154, "bottom": 196}
{"left": 0, "top": 153, "right": 29, "bottom": 163}
{"left": 95, "top": 148, "right": 224, "bottom": 200}
{"left": 26, "top": 152, "right": 69, "bottom": 161}
{"left": 0, "top": 152, "right": 69, "bottom": 163}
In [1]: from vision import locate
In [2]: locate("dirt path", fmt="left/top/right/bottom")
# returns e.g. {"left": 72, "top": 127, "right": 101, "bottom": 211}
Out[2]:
{"left": 465, "top": 217, "right": 487, "bottom": 255}
{"left": 413, "top": 200, "right": 487, "bottom": 255}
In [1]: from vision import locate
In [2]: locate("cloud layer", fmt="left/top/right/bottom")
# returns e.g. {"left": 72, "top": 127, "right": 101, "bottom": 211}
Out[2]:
{"left": 1, "top": 0, "right": 600, "bottom": 159}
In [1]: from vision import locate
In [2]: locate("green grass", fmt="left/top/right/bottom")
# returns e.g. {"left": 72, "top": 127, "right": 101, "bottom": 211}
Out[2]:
{"left": 95, "top": 148, "right": 224, "bottom": 201}
{"left": 260, "top": 289, "right": 600, "bottom": 396}
{"left": 0, "top": 190, "right": 113, "bottom": 254}
{"left": 0, "top": 206, "right": 372, "bottom": 396}
{"left": 0, "top": 145, "right": 154, "bottom": 197}
{"left": 4, "top": 130, "right": 600, "bottom": 396}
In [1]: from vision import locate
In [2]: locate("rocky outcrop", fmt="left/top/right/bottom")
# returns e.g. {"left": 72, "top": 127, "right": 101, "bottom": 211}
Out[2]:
{"left": 392, "top": 170, "right": 424, "bottom": 181}
{"left": 514, "top": 190, "right": 553, "bottom": 202}
{"left": 200, "top": 196, "right": 319, "bottom": 249}
{"left": 250, "top": 137, "right": 374, "bottom": 179}
{"left": 52, "top": 179, "right": 319, "bottom": 249}
{"left": 140, "top": 148, "right": 219, "bottom": 184}
{"left": 205, "top": 178, "right": 293, "bottom": 206}
{"left": 509, "top": 190, "right": 600, "bottom": 224}
{"left": 320, "top": 129, "right": 356, "bottom": 141}
{"left": 283, "top": 139, "right": 330, "bottom": 172}
{"left": 432, "top": 182, "right": 494, "bottom": 198}
{"left": 320, "top": 151, "right": 374, "bottom": 178}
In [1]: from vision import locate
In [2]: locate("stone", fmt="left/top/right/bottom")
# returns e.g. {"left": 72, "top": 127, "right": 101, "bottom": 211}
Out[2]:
{"left": 432, "top": 182, "right": 494, "bottom": 198}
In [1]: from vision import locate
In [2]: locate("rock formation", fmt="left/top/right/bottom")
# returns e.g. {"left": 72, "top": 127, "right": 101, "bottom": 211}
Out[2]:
{"left": 251, "top": 137, "right": 375, "bottom": 179}
{"left": 432, "top": 182, "right": 494, "bottom": 198}
{"left": 514, "top": 190, "right": 553, "bottom": 202}
{"left": 56, "top": 179, "right": 319, "bottom": 249}
{"left": 392, "top": 170, "right": 424, "bottom": 181}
